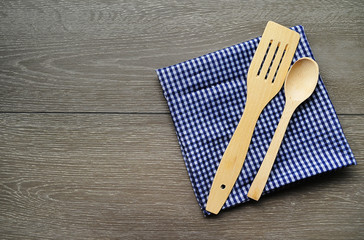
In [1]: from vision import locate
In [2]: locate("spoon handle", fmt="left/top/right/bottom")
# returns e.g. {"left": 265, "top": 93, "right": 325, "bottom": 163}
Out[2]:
{"left": 247, "top": 103, "right": 296, "bottom": 201}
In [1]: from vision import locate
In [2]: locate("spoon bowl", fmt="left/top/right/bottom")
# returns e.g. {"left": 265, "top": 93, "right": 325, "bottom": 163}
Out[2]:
{"left": 285, "top": 57, "right": 319, "bottom": 103}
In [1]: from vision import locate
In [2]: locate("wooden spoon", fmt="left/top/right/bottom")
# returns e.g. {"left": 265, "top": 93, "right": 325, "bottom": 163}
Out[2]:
{"left": 247, "top": 57, "right": 319, "bottom": 201}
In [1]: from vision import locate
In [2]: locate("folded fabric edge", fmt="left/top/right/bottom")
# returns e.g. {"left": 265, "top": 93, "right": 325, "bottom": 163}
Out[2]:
{"left": 258, "top": 160, "right": 356, "bottom": 199}
{"left": 294, "top": 27, "right": 357, "bottom": 167}
{"left": 202, "top": 158, "right": 357, "bottom": 217}
{"left": 155, "top": 69, "right": 207, "bottom": 214}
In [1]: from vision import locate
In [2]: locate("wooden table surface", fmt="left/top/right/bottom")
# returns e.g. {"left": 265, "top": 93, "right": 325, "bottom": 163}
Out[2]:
{"left": 0, "top": 1, "right": 363, "bottom": 239}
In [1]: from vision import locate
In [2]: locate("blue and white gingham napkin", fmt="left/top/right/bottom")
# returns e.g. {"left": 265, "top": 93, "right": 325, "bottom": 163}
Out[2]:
{"left": 156, "top": 25, "right": 356, "bottom": 216}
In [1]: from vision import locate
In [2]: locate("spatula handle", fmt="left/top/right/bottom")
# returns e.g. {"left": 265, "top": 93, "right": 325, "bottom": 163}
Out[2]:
{"left": 206, "top": 99, "right": 263, "bottom": 214}
{"left": 247, "top": 104, "right": 295, "bottom": 201}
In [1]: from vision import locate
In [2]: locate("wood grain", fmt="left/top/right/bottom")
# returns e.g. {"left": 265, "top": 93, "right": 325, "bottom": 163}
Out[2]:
{"left": 0, "top": 0, "right": 363, "bottom": 113}
{"left": 0, "top": 0, "right": 363, "bottom": 239}
{"left": 0, "top": 114, "right": 363, "bottom": 239}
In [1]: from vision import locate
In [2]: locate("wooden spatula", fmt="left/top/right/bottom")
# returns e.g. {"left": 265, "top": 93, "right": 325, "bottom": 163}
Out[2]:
{"left": 206, "top": 21, "right": 300, "bottom": 214}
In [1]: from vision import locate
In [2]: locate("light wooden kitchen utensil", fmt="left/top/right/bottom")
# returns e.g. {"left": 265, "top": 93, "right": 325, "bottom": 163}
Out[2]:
{"left": 247, "top": 57, "right": 319, "bottom": 201}
{"left": 206, "top": 21, "right": 300, "bottom": 214}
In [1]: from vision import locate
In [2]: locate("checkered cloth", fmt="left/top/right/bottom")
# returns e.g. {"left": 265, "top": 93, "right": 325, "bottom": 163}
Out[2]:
{"left": 156, "top": 25, "right": 356, "bottom": 216}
